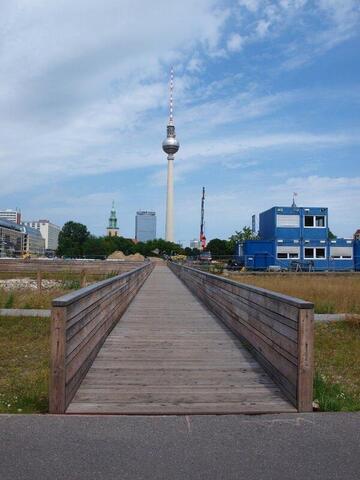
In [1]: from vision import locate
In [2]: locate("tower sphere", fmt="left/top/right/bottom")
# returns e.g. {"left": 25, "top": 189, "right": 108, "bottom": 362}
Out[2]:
{"left": 162, "top": 136, "right": 179, "bottom": 155}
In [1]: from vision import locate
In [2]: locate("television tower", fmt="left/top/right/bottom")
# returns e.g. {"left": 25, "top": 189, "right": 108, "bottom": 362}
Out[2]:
{"left": 162, "top": 68, "right": 180, "bottom": 242}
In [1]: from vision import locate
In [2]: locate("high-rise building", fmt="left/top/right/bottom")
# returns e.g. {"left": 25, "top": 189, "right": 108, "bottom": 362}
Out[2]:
{"left": 162, "top": 68, "right": 180, "bottom": 242}
{"left": 0, "top": 208, "right": 21, "bottom": 224}
{"left": 23, "top": 220, "right": 61, "bottom": 252}
{"left": 135, "top": 211, "right": 156, "bottom": 242}
{"left": 107, "top": 201, "right": 119, "bottom": 237}
{"left": 190, "top": 239, "right": 201, "bottom": 250}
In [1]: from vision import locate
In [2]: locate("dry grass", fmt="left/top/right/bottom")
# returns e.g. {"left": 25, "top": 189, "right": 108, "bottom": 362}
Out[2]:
{"left": 314, "top": 318, "right": 360, "bottom": 411}
{"left": 225, "top": 273, "right": 360, "bottom": 313}
{"left": 0, "top": 288, "right": 70, "bottom": 309}
{"left": 0, "top": 271, "right": 113, "bottom": 281}
{"left": 0, "top": 271, "right": 118, "bottom": 309}
{"left": 0, "top": 316, "right": 50, "bottom": 413}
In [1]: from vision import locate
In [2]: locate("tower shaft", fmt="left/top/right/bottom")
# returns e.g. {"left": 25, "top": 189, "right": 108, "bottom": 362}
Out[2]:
{"left": 165, "top": 154, "right": 174, "bottom": 242}
{"left": 200, "top": 187, "right": 206, "bottom": 250}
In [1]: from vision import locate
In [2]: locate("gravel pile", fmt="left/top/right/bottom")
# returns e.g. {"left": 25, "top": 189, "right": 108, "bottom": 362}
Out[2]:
{"left": 0, "top": 278, "right": 63, "bottom": 291}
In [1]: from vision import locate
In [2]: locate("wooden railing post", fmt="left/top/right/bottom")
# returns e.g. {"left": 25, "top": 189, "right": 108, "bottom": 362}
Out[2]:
{"left": 297, "top": 308, "right": 314, "bottom": 412}
{"left": 50, "top": 306, "right": 67, "bottom": 413}
{"left": 80, "top": 270, "right": 87, "bottom": 288}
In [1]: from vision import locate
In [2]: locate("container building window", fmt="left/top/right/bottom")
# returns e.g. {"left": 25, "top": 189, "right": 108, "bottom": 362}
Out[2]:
{"left": 277, "top": 246, "right": 300, "bottom": 259}
{"left": 304, "top": 215, "right": 326, "bottom": 228}
{"left": 330, "top": 247, "right": 353, "bottom": 260}
{"left": 316, "top": 216, "right": 325, "bottom": 227}
{"left": 276, "top": 214, "right": 300, "bottom": 228}
{"left": 304, "top": 216, "right": 314, "bottom": 227}
{"left": 304, "top": 247, "right": 326, "bottom": 259}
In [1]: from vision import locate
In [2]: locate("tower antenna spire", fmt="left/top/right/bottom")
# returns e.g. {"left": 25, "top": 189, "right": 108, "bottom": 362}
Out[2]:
{"left": 169, "top": 67, "right": 174, "bottom": 125}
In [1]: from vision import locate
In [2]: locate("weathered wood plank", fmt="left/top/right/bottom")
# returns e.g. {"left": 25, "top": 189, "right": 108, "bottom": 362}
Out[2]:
{"left": 67, "top": 402, "right": 296, "bottom": 415}
{"left": 297, "top": 308, "right": 314, "bottom": 412}
{"left": 49, "top": 307, "right": 67, "bottom": 414}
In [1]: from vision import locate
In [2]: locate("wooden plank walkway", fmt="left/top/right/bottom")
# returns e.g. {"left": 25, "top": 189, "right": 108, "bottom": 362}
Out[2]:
{"left": 67, "top": 265, "right": 296, "bottom": 414}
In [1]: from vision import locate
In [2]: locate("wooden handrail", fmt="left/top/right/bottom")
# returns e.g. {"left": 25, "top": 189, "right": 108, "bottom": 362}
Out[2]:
{"left": 49, "top": 262, "right": 154, "bottom": 413}
{"left": 169, "top": 262, "right": 314, "bottom": 412}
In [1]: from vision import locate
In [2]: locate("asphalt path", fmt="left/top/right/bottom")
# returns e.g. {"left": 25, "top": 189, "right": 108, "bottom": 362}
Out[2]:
{"left": 1, "top": 413, "right": 359, "bottom": 480}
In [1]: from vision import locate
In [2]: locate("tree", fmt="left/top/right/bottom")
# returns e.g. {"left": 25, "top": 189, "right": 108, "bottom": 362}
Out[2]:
{"left": 82, "top": 236, "right": 107, "bottom": 258}
{"left": 206, "top": 238, "right": 232, "bottom": 257}
{"left": 228, "top": 226, "right": 258, "bottom": 251}
{"left": 328, "top": 230, "right": 337, "bottom": 240}
{"left": 103, "top": 236, "right": 136, "bottom": 256}
{"left": 139, "top": 239, "right": 183, "bottom": 256}
{"left": 57, "top": 221, "right": 90, "bottom": 257}
{"left": 184, "top": 247, "right": 200, "bottom": 257}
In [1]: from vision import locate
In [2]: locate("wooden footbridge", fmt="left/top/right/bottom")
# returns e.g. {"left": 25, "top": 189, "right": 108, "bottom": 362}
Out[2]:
{"left": 50, "top": 262, "right": 314, "bottom": 415}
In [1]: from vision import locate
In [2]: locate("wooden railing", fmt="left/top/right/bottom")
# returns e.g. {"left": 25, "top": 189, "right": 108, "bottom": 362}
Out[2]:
{"left": 169, "top": 262, "right": 314, "bottom": 412}
{"left": 49, "top": 261, "right": 154, "bottom": 413}
{"left": 0, "top": 258, "right": 145, "bottom": 275}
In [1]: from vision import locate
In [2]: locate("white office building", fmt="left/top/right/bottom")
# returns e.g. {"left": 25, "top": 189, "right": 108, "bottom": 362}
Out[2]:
{"left": 0, "top": 208, "right": 21, "bottom": 224}
{"left": 24, "top": 219, "right": 61, "bottom": 251}
{"left": 21, "top": 225, "right": 45, "bottom": 256}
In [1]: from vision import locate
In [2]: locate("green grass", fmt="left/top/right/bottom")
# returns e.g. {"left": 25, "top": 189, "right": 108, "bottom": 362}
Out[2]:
{"left": 4, "top": 292, "right": 14, "bottom": 309}
{"left": 62, "top": 279, "right": 81, "bottom": 290}
{"left": 0, "top": 316, "right": 50, "bottom": 413}
{"left": 314, "top": 372, "right": 360, "bottom": 411}
{"left": 314, "top": 318, "right": 360, "bottom": 411}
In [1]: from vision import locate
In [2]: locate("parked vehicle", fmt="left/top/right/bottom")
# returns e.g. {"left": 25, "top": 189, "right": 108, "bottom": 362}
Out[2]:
{"left": 226, "top": 259, "right": 242, "bottom": 271}
{"left": 199, "top": 251, "right": 212, "bottom": 263}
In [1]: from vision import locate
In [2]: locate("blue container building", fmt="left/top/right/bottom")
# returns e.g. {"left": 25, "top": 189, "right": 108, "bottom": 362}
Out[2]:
{"left": 236, "top": 205, "right": 359, "bottom": 271}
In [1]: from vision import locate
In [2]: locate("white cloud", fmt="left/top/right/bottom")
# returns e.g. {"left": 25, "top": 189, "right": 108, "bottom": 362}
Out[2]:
{"left": 187, "top": 57, "right": 203, "bottom": 73}
{"left": 176, "top": 173, "right": 360, "bottom": 240}
{"left": 255, "top": 20, "right": 271, "bottom": 38}
{"left": 181, "top": 132, "right": 360, "bottom": 161}
{"left": 0, "top": 0, "right": 359, "bottom": 240}
{"left": 238, "top": 0, "right": 262, "bottom": 12}
{"left": 269, "top": 175, "right": 360, "bottom": 236}
{"left": 227, "top": 33, "right": 245, "bottom": 51}
{"left": 0, "top": 0, "right": 229, "bottom": 193}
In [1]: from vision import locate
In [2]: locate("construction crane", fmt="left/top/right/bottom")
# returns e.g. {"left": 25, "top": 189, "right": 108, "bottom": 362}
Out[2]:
{"left": 200, "top": 187, "right": 206, "bottom": 250}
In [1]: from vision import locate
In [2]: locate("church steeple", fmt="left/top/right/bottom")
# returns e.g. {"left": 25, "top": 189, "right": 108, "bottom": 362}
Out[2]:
{"left": 107, "top": 201, "right": 119, "bottom": 237}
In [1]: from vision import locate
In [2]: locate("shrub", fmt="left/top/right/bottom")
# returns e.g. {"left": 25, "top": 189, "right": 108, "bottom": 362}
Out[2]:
{"left": 4, "top": 293, "right": 14, "bottom": 309}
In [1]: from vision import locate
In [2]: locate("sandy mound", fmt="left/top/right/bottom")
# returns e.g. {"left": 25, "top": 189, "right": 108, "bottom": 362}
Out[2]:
{"left": 126, "top": 253, "right": 145, "bottom": 261}
{"left": 107, "top": 251, "right": 145, "bottom": 261}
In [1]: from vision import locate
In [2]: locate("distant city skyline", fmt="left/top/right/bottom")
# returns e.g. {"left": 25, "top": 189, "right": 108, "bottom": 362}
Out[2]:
{"left": 0, "top": 1, "right": 359, "bottom": 240}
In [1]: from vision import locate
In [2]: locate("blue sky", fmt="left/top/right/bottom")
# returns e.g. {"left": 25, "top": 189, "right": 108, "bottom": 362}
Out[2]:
{"left": 0, "top": 0, "right": 359, "bottom": 245}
